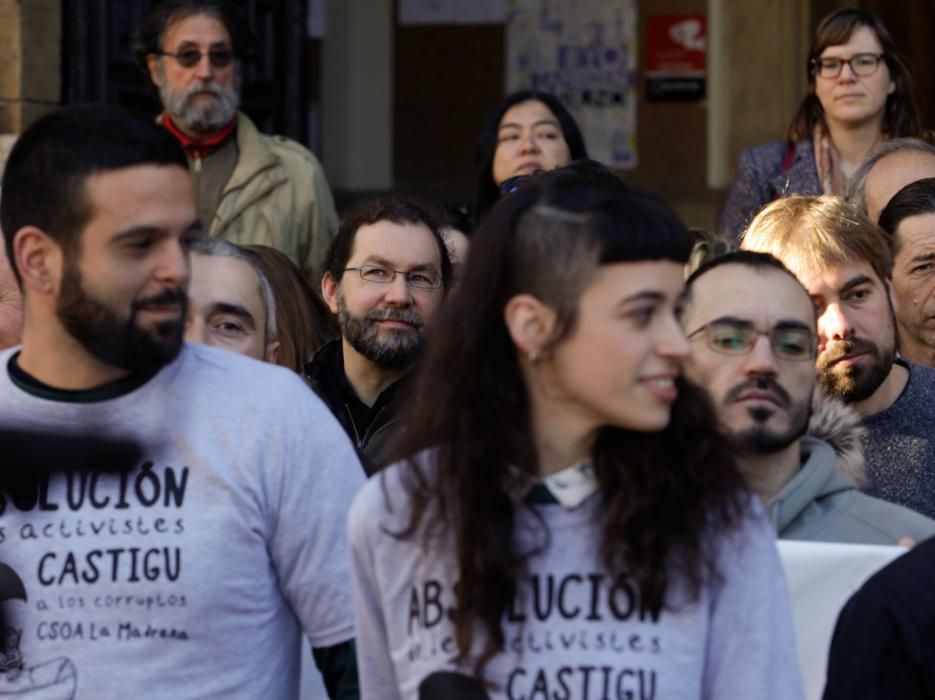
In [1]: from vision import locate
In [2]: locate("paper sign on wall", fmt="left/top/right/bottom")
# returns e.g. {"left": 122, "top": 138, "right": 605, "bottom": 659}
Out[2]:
{"left": 506, "top": 0, "right": 638, "bottom": 168}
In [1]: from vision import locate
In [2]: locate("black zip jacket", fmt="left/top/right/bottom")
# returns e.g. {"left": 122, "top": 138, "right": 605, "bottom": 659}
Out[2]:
{"left": 304, "top": 340, "right": 406, "bottom": 475}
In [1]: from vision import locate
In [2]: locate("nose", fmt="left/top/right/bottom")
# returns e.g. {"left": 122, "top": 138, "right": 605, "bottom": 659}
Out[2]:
{"left": 818, "top": 302, "right": 853, "bottom": 346}
{"left": 519, "top": 129, "right": 541, "bottom": 154}
{"left": 838, "top": 60, "right": 857, "bottom": 82}
{"left": 382, "top": 272, "right": 414, "bottom": 306}
{"left": 154, "top": 239, "right": 190, "bottom": 288}
{"left": 742, "top": 334, "right": 779, "bottom": 377}
{"left": 194, "top": 52, "right": 214, "bottom": 80}
{"left": 184, "top": 314, "right": 206, "bottom": 345}
{"left": 658, "top": 315, "right": 691, "bottom": 362}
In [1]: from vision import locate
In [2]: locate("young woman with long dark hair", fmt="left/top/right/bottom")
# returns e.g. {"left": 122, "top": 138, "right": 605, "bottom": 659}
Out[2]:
{"left": 349, "top": 170, "right": 803, "bottom": 699}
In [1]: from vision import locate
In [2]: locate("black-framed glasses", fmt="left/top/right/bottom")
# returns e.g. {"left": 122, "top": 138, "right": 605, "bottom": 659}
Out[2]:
{"left": 344, "top": 265, "right": 442, "bottom": 290}
{"left": 157, "top": 47, "right": 235, "bottom": 68}
{"left": 810, "top": 53, "right": 885, "bottom": 79}
{"left": 687, "top": 320, "right": 816, "bottom": 362}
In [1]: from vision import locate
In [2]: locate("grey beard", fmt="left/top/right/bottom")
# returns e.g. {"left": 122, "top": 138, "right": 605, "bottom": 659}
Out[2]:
{"left": 158, "top": 66, "right": 240, "bottom": 134}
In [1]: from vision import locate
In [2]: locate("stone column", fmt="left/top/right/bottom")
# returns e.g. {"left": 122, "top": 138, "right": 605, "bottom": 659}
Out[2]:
{"left": 708, "top": 0, "right": 811, "bottom": 188}
{"left": 0, "top": 0, "right": 60, "bottom": 136}
{"left": 321, "top": 0, "right": 393, "bottom": 192}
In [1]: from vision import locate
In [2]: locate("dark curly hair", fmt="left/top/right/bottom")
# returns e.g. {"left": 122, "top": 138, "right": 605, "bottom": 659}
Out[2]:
{"left": 323, "top": 194, "right": 452, "bottom": 290}
{"left": 387, "top": 169, "right": 749, "bottom": 679}
{"left": 787, "top": 8, "right": 921, "bottom": 143}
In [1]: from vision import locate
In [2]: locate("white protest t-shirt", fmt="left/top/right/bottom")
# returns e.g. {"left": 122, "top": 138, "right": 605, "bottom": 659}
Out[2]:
{"left": 0, "top": 344, "right": 364, "bottom": 699}
{"left": 349, "top": 459, "right": 804, "bottom": 700}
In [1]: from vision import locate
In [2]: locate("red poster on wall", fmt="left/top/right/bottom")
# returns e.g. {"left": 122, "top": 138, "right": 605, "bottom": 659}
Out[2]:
{"left": 645, "top": 15, "right": 706, "bottom": 101}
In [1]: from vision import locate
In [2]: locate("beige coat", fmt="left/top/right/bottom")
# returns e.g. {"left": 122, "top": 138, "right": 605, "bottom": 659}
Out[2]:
{"left": 208, "top": 112, "right": 338, "bottom": 283}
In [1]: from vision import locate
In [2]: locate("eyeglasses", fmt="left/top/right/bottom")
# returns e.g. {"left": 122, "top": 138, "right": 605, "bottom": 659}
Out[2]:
{"left": 811, "top": 53, "right": 885, "bottom": 79}
{"left": 344, "top": 265, "right": 442, "bottom": 290}
{"left": 687, "top": 320, "right": 816, "bottom": 362}
{"left": 157, "top": 47, "right": 235, "bottom": 68}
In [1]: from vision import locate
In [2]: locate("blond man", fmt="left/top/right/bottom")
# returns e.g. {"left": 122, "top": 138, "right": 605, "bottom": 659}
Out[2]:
{"left": 741, "top": 195, "right": 935, "bottom": 520}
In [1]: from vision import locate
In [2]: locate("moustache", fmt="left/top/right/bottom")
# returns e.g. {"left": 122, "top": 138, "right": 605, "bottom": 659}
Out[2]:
{"left": 817, "top": 337, "right": 877, "bottom": 369}
{"left": 184, "top": 81, "right": 222, "bottom": 99}
{"left": 724, "top": 375, "right": 791, "bottom": 408}
{"left": 132, "top": 288, "right": 187, "bottom": 312}
{"left": 365, "top": 307, "right": 424, "bottom": 330}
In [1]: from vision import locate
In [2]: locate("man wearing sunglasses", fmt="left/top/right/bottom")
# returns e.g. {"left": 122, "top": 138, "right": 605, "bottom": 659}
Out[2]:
{"left": 682, "top": 251, "right": 935, "bottom": 543}
{"left": 134, "top": 0, "right": 338, "bottom": 284}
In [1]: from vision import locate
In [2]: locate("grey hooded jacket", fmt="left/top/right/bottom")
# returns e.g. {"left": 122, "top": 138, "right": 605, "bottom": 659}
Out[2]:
{"left": 769, "top": 395, "right": 935, "bottom": 544}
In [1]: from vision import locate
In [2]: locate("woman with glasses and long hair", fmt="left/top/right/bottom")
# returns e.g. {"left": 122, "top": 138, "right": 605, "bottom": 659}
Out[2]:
{"left": 348, "top": 167, "right": 803, "bottom": 699}
{"left": 720, "top": 8, "right": 922, "bottom": 239}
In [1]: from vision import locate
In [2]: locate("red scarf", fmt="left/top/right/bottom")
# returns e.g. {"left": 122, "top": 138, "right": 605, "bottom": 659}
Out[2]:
{"left": 161, "top": 114, "right": 236, "bottom": 161}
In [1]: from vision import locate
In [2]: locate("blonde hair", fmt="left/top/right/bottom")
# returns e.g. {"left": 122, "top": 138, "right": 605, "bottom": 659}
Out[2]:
{"left": 740, "top": 195, "right": 892, "bottom": 283}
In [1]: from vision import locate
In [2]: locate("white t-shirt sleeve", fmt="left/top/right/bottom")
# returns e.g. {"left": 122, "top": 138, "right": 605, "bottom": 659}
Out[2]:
{"left": 267, "top": 386, "right": 366, "bottom": 648}
{"left": 348, "top": 475, "right": 405, "bottom": 700}
{"left": 703, "top": 502, "right": 805, "bottom": 700}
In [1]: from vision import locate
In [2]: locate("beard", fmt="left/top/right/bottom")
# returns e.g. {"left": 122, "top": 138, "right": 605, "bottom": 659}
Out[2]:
{"left": 817, "top": 334, "right": 895, "bottom": 404}
{"left": 157, "top": 63, "right": 240, "bottom": 134}
{"left": 725, "top": 376, "right": 811, "bottom": 455}
{"left": 336, "top": 294, "right": 425, "bottom": 369}
{"left": 56, "top": 261, "right": 187, "bottom": 372}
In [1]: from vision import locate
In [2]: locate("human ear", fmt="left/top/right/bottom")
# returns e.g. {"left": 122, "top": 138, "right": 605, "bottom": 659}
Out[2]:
{"left": 321, "top": 272, "right": 340, "bottom": 315}
{"left": 13, "top": 227, "right": 60, "bottom": 296}
{"left": 265, "top": 340, "right": 281, "bottom": 365}
{"left": 503, "top": 293, "right": 556, "bottom": 362}
{"left": 885, "top": 277, "right": 899, "bottom": 316}
{"left": 146, "top": 55, "right": 163, "bottom": 87}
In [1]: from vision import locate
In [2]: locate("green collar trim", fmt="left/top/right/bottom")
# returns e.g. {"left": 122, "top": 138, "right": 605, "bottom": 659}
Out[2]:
{"left": 8, "top": 352, "right": 159, "bottom": 404}
{"left": 524, "top": 483, "right": 560, "bottom": 505}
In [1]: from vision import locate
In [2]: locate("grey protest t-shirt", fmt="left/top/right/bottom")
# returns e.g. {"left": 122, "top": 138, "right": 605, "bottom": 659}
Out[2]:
{"left": 348, "top": 459, "right": 804, "bottom": 700}
{"left": 0, "top": 343, "right": 364, "bottom": 699}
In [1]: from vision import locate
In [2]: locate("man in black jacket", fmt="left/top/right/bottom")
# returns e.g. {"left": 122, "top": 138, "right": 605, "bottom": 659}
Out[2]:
{"left": 307, "top": 195, "right": 451, "bottom": 473}
{"left": 823, "top": 535, "right": 935, "bottom": 699}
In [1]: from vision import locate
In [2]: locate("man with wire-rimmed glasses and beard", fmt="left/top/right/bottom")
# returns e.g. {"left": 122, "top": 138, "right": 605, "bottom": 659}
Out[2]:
{"left": 307, "top": 195, "right": 452, "bottom": 474}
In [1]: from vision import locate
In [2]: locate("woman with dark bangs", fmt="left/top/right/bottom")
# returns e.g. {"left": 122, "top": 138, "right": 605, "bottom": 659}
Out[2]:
{"left": 720, "top": 8, "right": 922, "bottom": 239}
{"left": 348, "top": 170, "right": 803, "bottom": 699}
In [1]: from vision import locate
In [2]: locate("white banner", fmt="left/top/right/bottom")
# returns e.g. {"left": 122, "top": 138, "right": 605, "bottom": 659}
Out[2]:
{"left": 506, "top": 0, "right": 638, "bottom": 168}
{"left": 778, "top": 540, "right": 905, "bottom": 700}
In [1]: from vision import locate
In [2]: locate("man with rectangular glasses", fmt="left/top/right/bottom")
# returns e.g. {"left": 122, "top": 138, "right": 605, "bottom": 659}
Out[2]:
{"left": 308, "top": 195, "right": 452, "bottom": 473}
{"left": 681, "top": 251, "right": 935, "bottom": 543}
{"left": 134, "top": 0, "right": 338, "bottom": 284}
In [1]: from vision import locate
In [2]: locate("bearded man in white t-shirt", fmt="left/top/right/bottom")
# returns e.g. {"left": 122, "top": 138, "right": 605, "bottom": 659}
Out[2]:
{"left": 0, "top": 104, "right": 362, "bottom": 699}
